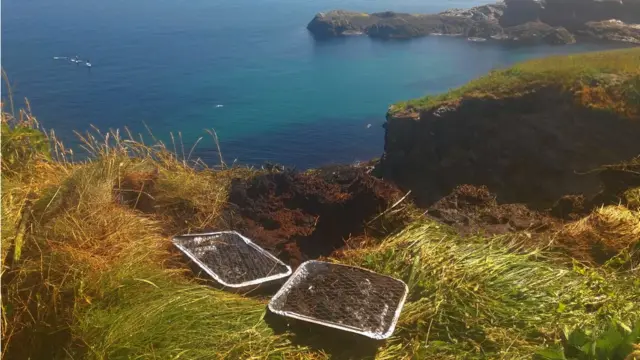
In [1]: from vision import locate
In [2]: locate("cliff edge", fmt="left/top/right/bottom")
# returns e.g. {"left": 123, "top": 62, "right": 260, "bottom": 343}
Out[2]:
{"left": 379, "top": 48, "right": 640, "bottom": 208}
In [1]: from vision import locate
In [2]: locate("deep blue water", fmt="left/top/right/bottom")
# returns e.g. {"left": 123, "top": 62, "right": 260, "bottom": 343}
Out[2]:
{"left": 1, "top": 0, "right": 630, "bottom": 168}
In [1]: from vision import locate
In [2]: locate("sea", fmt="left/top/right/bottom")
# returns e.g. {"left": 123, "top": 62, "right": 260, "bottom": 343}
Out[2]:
{"left": 1, "top": 0, "right": 631, "bottom": 168}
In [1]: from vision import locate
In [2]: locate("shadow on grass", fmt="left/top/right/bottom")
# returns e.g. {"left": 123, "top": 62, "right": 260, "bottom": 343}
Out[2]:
{"left": 264, "top": 310, "right": 383, "bottom": 360}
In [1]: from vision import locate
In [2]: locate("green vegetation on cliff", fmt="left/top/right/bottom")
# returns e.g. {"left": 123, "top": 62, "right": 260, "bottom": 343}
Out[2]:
{"left": 392, "top": 48, "right": 640, "bottom": 118}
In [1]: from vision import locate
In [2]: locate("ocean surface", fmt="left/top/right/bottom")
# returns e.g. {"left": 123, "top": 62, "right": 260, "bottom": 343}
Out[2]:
{"left": 1, "top": 0, "right": 630, "bottom": 168}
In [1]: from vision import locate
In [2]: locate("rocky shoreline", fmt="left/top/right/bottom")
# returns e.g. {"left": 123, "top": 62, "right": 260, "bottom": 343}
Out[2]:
{"left": 307, "top": 0, "right": 640, "bottom": 45}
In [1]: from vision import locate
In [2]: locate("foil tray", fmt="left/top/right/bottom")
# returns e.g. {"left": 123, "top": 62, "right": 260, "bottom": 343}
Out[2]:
{"left": 268, "top": 260, "right": 408, "bottom": 340}
{"left": 172, "top": 231, "right": 292, "bottom": 289}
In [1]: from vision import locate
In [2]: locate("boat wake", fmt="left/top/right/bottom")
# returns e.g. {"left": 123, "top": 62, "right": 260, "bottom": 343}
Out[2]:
{"left": 54, "top": 55, "right": 92, "bottom": 68}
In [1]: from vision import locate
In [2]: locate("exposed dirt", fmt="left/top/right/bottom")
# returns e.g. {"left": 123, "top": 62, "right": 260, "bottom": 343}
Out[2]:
{"left": 114, "top": 158, "right": 638, "bottom": 268}
{"left": 550, "top": 195, "right": 588, "bottom": 220}
{"left": 223, "top": 165, "right": 404, "bottom": 267}
{"left": 426, "top": 184, "right": 559, "bottom": 236}
{"left": 591, "top": 160, "right": 640, "bottom": 208}
{"left": 551, "top": 159, "right": 640, "bottom": 266}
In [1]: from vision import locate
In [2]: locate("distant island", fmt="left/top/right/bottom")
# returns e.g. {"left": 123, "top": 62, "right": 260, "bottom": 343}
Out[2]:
{"left": 307, "top": 0, "right": 640, "bottom": 45}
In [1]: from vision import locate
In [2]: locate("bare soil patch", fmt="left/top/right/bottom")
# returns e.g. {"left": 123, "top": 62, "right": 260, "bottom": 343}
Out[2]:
{"left": 426, "top": 184, "right": 558, "bottom": 236}
{"left": 225, "top": 165, "right": 403, "bottom": 267}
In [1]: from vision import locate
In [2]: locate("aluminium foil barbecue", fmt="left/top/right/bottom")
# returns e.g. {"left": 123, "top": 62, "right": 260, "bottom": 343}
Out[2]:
{"left": 172, "top": 231, "right": 292, "bottom": 290}
{"left": 268, "top": 260, "right": 408, "bottom": 340}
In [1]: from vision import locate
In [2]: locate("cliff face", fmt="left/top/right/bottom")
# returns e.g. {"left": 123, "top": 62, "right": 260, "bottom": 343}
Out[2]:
{"left": 580, "top": 20, "right": 640, "bottom": 44}
{"left": 379, "top": 49, "right": 640, "bottom": 209}
{"left": 307, "top": 10, "right": 498, "bottom": 39}
{"left": 537, "top": 0, "right": 640, "bottom": 28}
{"left": 308, "top": 0, "right": 640, "bottom": 44}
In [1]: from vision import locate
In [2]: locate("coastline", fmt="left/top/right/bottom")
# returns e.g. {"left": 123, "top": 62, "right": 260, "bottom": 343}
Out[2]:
{"left": 307, "top": 0, "right": 640, "bottom": 45}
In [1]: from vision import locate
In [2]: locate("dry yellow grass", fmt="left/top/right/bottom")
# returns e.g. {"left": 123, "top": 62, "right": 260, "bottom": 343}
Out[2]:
{"left": 0, "top": 105, "right": 244, "bottom": 358}
{"left": 562, "top": 205, "right": 640, "bottom": 244}
{"left": 626, "top": 188, "right": 640, "bottom": 210}
{"left": 557, "top": 205, "right": 640, "bottom": 266}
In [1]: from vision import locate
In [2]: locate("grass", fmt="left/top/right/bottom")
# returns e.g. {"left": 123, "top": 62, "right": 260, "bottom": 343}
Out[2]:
{"left": 391, "top": 48, "right": 640, "bottom": 118}
{"left": 338, "top": 222, "right": 640, "bottom": 358}
{"left": 560, "top": 206, "right": 640, "bottom": 247}
{"left": 71, "top": 267, "right": 320, "bottom": 360}
{"left": 625, "top": 188, "right": 640, "bottom": 210}
{"left": 0, "top": 105, "right": 254, "bottom": 358}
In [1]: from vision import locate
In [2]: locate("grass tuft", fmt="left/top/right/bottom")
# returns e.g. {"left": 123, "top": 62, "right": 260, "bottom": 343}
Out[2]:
{"left": 557, "top": 205, "right": 640, "bottom": 268}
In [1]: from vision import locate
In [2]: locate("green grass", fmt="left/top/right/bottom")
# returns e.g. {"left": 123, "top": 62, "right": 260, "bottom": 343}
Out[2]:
{"left": 391, "top": 48, "right": 640, "bottom": 117}
{"left": 535, "top": 321, "right": 640, "bottom": 360}
{"left": 72, "top": 267, "right": 319, "bottom": 360}
{"left": 339, "top": 222, "right": 640, "bottom": 359}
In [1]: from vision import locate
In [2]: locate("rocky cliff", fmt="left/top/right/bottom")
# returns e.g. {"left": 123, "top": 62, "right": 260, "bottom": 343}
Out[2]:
{"left": 307, "top": 0, "right": 640, "bottom": 44}
{"left": 378, "top": 48, "right": 640, "bottom": 209}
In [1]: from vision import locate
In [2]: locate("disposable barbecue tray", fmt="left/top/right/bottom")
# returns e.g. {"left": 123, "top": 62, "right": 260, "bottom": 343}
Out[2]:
{"left": 268, "top": 260, "right": 408, "bottom": 340}
{"left": 172, "top": 231, "right": 292, "bottom": 290}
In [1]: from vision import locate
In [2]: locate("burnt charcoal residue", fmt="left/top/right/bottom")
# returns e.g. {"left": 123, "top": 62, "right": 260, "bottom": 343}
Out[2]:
{"left": 180, "top": 233, "right": 288, "bottom": 284}
{"left": 278, "top": 264, "right": 405, "bottom": 334}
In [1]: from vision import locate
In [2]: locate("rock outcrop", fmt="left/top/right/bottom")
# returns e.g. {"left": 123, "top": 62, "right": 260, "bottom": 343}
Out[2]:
{"left": 378, "top": 49, "right": 640, "bottom": 209}
{"left": 579, "top": 20, "right": 640, "bottom": 44}
{"left": 502, "top": 22, "right": 576, "bottom": 44}
{"left": 500, "top": 0, "right": 545, "bottom": 27}
{"left": 539, "top": 0, "right": 640, "bottom": 29}
{"left": 307, "top": 0, "right": 640, "bottom": 44}
{"left": 307, "top": 8, "right": 507, "bottom": 40}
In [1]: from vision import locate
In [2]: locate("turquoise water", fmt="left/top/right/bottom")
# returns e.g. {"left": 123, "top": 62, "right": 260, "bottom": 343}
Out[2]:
{"left": 1, "top": 0, "right": 630, "bottom": 167}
